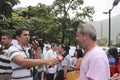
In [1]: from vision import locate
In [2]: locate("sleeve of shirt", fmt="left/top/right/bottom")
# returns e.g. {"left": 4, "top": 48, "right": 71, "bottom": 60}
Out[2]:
{"left": 61, "top": 58, "right": 68, "bottom": 66}
{"left": 8, "top": 46, "right": 21, "bottom": 61}
{"left": 86, "top": 57, "right": 108, "bottom": 80}
{"left": 44, "top": 51, "right": 50, "bottom": 59}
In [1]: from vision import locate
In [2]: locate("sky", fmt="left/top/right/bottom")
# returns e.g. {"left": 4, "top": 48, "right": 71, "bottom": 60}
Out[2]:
{"left": 14, "top": 0, "right": 120, "bottom": 21}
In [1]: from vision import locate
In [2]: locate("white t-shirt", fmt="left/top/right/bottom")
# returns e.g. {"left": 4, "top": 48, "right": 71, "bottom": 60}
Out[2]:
{"left": 79, "top": 46, "right": 110, "bottom": 80}
{"left": 45, "top": 49, "right": 57, "bottom": 74}
{"left": 8, "top": 44, "right": 33, "bottom": 80}
{"left": 57, "top": 57, "right": 68, "bottom": 71}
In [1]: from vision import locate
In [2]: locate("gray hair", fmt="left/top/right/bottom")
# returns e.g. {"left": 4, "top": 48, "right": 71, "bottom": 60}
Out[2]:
{"left": 77, "top": 22, "right": 96, "bottom": 41}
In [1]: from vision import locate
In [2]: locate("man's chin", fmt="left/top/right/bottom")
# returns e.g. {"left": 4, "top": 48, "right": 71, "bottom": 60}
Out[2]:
{"left": 25, "top": 42, "right": 29, "bottom": 45}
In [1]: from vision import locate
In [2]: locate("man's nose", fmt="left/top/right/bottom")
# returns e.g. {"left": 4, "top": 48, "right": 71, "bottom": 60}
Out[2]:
{"left": 26, "top": 35, "right": 30, "bottom": 39}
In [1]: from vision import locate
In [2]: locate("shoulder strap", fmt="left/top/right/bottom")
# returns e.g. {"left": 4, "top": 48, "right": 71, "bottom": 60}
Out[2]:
{"left": 21, "top": 46, "right": 29, "bottom": 58}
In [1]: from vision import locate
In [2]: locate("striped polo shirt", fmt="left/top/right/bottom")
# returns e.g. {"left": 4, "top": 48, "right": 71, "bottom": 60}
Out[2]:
{"left": 0, "top": 46, "right": 12, "bottom": 74}
{"left": 8, "top": 44, "right": 33, "bottom": 80}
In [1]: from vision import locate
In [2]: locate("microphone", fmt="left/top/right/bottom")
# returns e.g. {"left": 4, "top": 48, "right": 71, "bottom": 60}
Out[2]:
{"left": 56, "top": 51, "right": 68, "bottom": 61}
{"left": 48, "top": 51, "right": 68, "bottom": 68}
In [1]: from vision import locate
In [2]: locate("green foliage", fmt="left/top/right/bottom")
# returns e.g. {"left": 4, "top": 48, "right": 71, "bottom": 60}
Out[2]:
{"left": 0, "top": 19, "right": 16, "bottom": 37}
{"left": 75, "top": 6, "right": 95, "bottom": 21}
{"left": 0, "top": 0, "right": 95, "bottom": 46}
{"left": 0, "top": 0, "right": 20, "bottom": 19}
{"left": 51, "top": 0, "right": 94, "bottom": 44}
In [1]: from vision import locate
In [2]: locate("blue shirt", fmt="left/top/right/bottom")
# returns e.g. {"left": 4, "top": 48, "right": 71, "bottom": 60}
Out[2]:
{"left": 109, "top": 56, "right": 116, "bottom": 65}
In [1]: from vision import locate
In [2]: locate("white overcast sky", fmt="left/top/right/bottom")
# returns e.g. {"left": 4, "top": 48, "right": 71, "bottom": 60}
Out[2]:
{"left": 14, "top": 0, "right": 120, "bottom": 21}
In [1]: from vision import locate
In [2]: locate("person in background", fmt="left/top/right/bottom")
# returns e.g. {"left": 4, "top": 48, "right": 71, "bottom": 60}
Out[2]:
{"left": 33, "top": 47, "right": 45, "bottom": 80}
{"left": 43, "top": 46, "right": 51, "bottom": 61}
{"left": 107, "top": 47, "right": 118, "bottom": 77}
{"left": 64, "top": 46, "right": 71, "bottom": 72}
{"left": 32, "top": 40, "right": 44, "bottom": 80}
{"left": 45, "top": 43, "right": 58, "bottom": 80}
{"left": 46, "top": 46, "right": 51, "bottom": 51}
{"left": 38, "top": 47, "right": 45, "bottom": 80}
{"left": 55, "top": 44, "right": 68, "bottom": 80}
{"left": 108, "top": 47, "right": 119, "bottom": 65}
{"left": 43, "top": 45, "right": 51, "bottom": 80}
{"left": 70, "top": 57, "right": 76, "bottom": 71}
{"left": 71, "top": 49, "right": 83, "bottom": 71}
{"left": 0, "top": 33, "right": 13, "bottom": 80}
{"left": 0, "top": 42, "right": 2, "bottom": 54}
{"left": 8, "top": 27, "right": 59, "bottom": 80}
{"left": 76, "top": 22, "right": 110, "bottom": 80}
{"left": 108, "top": 53, "right": 116, "bottom": 65}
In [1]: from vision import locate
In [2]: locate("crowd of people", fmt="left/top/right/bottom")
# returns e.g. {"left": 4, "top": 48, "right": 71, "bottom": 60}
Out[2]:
{"left": 1, "top": 22, "right": 120, "bottom": 80}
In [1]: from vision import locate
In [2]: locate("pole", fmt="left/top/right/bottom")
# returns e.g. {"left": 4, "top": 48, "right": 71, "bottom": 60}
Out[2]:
{"left": 108, "top": 9, "right": 111, "bottom": 47}
{"left": 103, "top": 0, "right": 120, "bottom": 47}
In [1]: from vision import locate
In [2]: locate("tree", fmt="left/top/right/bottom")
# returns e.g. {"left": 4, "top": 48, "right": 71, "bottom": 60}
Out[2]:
{"left": 0, "top": 0, "right": 20, "bottom": 19}
{"left": 1, "top": 1, "right": 95, "bottom": 46}
{"left": 0, "top": 18, "right": 16, "bottom": 37}
{"left": 0, "top": 0, "right": 20, "bottom": 38}
{"left": 51, "top": 0, "right": 94, "bottom": 44}
{"left": 15, "top": 4, "right": 61, "bottom": 44}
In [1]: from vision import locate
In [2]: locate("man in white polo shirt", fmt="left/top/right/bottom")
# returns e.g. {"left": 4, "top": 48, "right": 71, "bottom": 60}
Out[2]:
{"left": 45, "top": 43, "right": 58, "bottom": 80}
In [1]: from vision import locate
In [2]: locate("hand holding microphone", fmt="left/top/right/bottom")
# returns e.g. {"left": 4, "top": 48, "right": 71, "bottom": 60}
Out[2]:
{"left": 56, "top": 51, "right": 68, "bottom": 61}
{"left": 49, "top": 51, "right": 68, "bottom": 68}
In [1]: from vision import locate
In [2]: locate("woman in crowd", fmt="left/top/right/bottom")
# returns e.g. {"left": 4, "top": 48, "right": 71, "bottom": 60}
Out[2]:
{"left": 71, "top": 49, "right": 83, "bottom": 71}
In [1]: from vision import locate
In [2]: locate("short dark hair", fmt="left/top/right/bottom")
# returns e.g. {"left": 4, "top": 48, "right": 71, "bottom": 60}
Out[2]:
{"left": 108, "top": 47, "right": 118, "bottom": 57}
{"left": 60, "top": 44, "right": 66, "bottom": 51}
{"left": 15, "top": 27, "right": 29, "bottom": 37}
{"left": 60, "top": 44, "right": 70, "bottom": 53}
{"left": 51, "top": 43, "right": 58, "bottom": 48}
{"left": 75, "top": 49, "right": 83, "bottom": 58}
{"left": 1, "top": 33, "right": 12, "bottom": 39}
